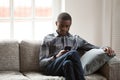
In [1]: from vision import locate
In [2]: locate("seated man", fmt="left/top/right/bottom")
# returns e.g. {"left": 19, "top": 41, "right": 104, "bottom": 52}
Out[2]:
{"left": 39, "top": 12, "right": 115, "bottom": 80}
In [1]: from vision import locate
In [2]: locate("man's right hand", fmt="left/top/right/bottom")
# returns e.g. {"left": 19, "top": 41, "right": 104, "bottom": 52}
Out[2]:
{"left": 56, "top": 50, "right": 68, "bottom": 58}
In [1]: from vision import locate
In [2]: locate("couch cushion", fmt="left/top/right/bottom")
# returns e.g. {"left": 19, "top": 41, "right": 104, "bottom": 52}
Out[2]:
{"left": 23, "top": 72, "right": 65, "bottom": 80}
{"left": 20, "top": 41, "right": 41, "bottom": 72}
{"left": 23, "top": 72, "right": 106, "bottom": 80}
{"left": 0, "top": 71, "right": 29, "bottom": 80}
{"left": 85, "top": 74, "right": 107, "bottom": 80}
{"left": 80, "top": 49, "right": 115, "bottom": 75}
{"left": 0, "top": 41, "right": 19, "bottom": 71}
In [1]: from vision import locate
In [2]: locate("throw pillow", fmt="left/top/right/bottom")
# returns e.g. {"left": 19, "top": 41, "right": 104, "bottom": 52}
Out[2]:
{"left": 80, "top": 49, "right": 115, "bottom": 75}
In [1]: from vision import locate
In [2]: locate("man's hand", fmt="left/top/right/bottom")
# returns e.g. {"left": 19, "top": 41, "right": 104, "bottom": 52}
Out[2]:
{"left": 56, "top": 50, "right": 68, "bottom": 58}
{"left": 103, "top": 47, "right": 115, "bottom": 56}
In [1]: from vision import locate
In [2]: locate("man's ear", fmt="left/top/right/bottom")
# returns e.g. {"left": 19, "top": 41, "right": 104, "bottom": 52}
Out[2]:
{"left": 55, "top": 21, "right": 57, "bottom": 26}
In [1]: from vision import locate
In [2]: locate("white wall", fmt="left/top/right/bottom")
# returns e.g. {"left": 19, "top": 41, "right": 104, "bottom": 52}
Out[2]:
{"left": 63, "top": 0, "right": 120, "bottom": 55}
{"left": 102, "top": 0, "right": 120, "bottom": 55}
{"left": 102, "top": 0, "right": 112, "bottom": 47}
{"left": 112, "top": 0, "right": 120, "bottom": 55}
{"left": 63, "top": 0, "right": 103, "bottom": 47}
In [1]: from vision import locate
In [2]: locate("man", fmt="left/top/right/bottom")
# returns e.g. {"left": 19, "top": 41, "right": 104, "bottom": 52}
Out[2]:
{"left": 39, "top": 12, "right": 115, "bottom": 80}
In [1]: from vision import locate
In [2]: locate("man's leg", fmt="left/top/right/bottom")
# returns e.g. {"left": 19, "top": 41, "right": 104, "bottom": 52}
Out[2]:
{"left": 46, "top": 53, "right": 76, "bottom": 80}
{"left": 46, "top": 50, "right": 85, "bottom": 80}
{"left": 62, "top": 60, "right": 76, "bottom": 80}
{"left": 67, "top": 50, "right": 85, "bottom": 80}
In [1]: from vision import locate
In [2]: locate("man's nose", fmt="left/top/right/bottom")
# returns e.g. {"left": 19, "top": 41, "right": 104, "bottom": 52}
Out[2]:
{"left": 62, "top": 27, "right": 67, "bottom": 31}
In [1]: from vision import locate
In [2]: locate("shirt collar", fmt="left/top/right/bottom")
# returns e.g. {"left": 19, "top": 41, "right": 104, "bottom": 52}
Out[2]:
{"left": 54, "top": 30, "right": 72, "bottom": 37}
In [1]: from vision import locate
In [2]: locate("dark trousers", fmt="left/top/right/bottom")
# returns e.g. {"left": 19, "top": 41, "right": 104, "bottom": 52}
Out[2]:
{"left": 46, "top": 50, "right": 85, "bottom": 80}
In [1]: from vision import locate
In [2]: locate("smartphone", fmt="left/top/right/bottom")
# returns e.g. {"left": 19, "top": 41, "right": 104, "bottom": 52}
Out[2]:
{"left": 64, "top": 46, "right": 71, "bottom": 51}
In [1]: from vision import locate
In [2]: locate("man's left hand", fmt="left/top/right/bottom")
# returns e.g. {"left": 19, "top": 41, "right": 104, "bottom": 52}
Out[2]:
{"left": 103, "top": 47, "right": 115, "bottom": 56}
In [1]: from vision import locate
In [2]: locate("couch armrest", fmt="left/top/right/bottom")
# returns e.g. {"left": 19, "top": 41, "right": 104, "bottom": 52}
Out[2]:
{"left": 99, "top": 56, "right": 120, "bottom": 80}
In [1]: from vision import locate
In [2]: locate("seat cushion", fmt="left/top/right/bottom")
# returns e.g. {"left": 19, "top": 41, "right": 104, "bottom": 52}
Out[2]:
{"left": 85, "top": 74, "right": 107, "bottom": 80}
{"left": 0, "top": 41, "right": 19, "bottom": 71}
{"left": 0, "top": 71, "right": 29, "bottom": 80}
{"left": 23, "top": 72, "right": 65, "bottom": 80}
{"left": 23, "top": 72, "right": 106, "bottom": 80}
{"left": 20, "top": 41, "right": 41, "bottom": 72}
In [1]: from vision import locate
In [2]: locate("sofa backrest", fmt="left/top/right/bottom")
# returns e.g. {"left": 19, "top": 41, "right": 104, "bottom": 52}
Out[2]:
{"left": 20, "top": 41, "right": 41, "bottom": 72}
{"left": 0, "top": 41, "right": 19, "bottom": 71}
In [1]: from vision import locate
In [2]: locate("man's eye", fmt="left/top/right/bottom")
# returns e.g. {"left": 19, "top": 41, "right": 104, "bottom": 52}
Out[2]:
{"left": 60, "top": 25, "right": 64, "bottom": 28}
{"left": 66, "top": 26, "right": 69, "bottom": 28}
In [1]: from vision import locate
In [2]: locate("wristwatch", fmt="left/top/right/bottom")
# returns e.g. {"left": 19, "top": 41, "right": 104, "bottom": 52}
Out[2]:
{"left": 53, "top": 54, "right": 57, "bottom": 59}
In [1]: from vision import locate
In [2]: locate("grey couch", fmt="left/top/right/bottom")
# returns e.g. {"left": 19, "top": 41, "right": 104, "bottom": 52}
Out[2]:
{"left": 0, "top": 40, "right": 120, "bottom": 80}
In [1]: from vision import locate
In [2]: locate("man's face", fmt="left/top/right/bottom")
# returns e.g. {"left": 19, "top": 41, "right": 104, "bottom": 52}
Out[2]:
{"left": 56, "top": 20, "right": 71, "bottom": 36}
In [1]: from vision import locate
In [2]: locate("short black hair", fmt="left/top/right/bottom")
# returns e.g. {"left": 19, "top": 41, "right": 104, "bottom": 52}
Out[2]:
{"left": 57, "top": 12, "right": 72, "bottom": 21}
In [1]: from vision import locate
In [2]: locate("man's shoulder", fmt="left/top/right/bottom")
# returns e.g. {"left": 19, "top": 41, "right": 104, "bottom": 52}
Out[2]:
{"left": 71, "top": 34, "right": 85, "bottom": 41}
{"left": 44, "top": 33, "right": 56, "bottom": 41}
{"left": 45, "top": 33, "right": 56, "bottom": 38}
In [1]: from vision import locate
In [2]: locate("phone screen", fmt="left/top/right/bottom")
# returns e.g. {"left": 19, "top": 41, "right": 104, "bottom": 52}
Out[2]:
{"left": 64, "top": 46, "right": 71, "bottom": 51}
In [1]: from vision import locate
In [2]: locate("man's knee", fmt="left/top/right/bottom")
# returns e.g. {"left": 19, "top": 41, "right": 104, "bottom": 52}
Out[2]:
{"left": 68, "top": 50, "right": 80, "bottom": 58}
{"left": 63, "top": 60, "right": 73, "bottom": 68}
